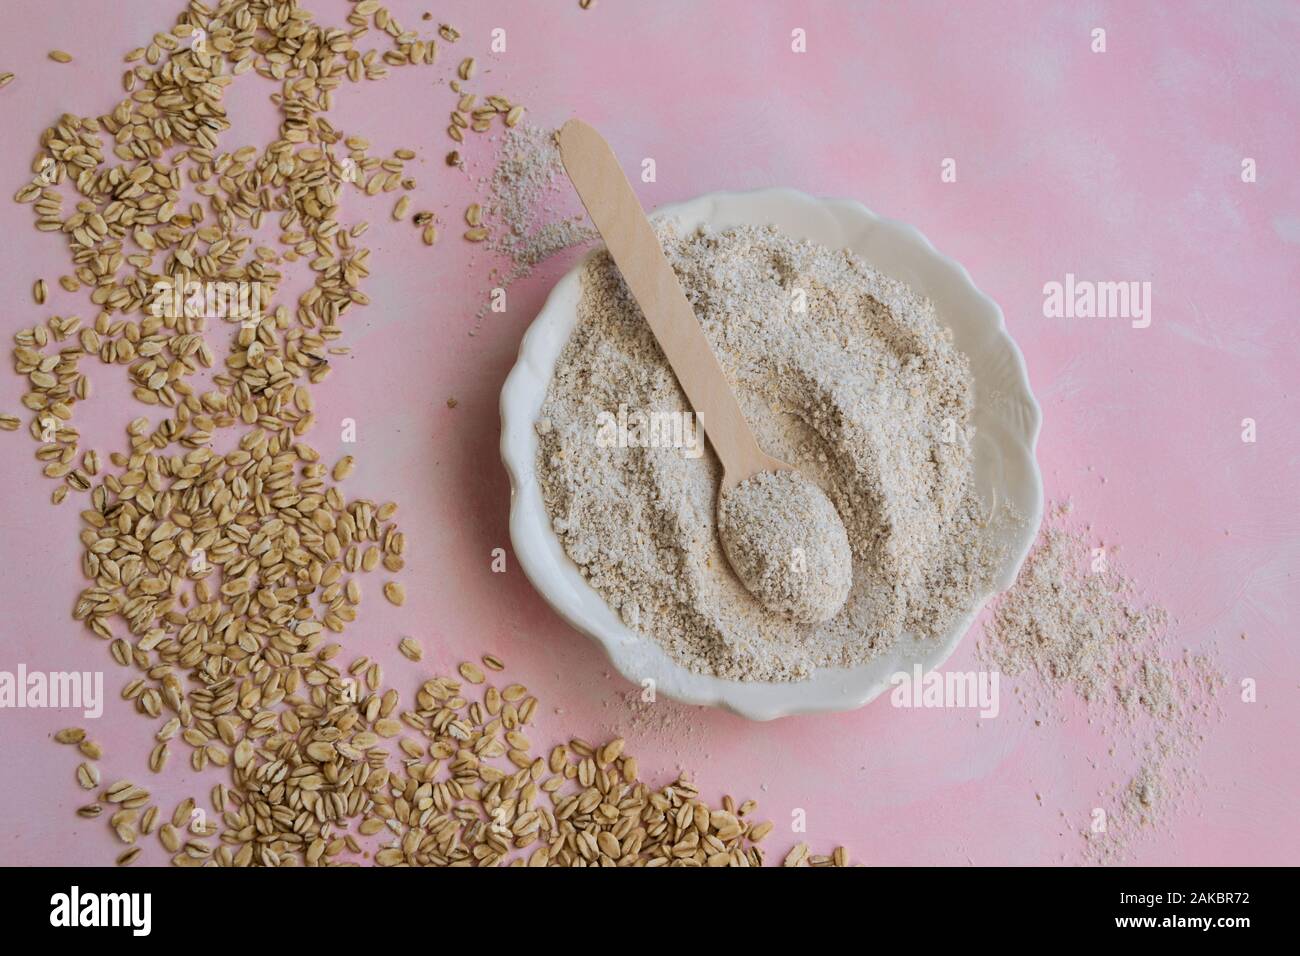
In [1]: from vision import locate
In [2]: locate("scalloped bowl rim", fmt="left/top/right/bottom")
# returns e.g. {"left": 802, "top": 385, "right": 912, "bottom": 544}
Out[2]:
{"left": 499, "top": 187, "right": 1042, "bottom": 720}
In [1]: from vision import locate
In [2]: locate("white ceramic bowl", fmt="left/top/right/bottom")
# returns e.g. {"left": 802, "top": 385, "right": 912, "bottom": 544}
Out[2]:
{"left": 499, "top": 188, "right": 1042, "bottom": 720}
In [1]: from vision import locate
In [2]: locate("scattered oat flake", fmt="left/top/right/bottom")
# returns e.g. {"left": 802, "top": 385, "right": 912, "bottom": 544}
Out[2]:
{"left": 16, "top": 1, "right": 849, "bottom": 872}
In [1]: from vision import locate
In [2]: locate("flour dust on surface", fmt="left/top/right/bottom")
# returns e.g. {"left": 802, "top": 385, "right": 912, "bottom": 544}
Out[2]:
{"left": 978, "top": 501, "right": 1224, "bottom": 863}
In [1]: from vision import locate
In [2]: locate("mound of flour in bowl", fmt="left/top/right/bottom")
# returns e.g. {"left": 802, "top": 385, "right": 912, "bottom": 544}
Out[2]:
{"left": 535, "top": 223, "right": 1001, "bottom": 681}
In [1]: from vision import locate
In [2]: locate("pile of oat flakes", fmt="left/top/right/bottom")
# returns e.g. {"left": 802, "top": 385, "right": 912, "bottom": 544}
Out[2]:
{"left": 3, "top": 0, "right": 840, "bottom": 867}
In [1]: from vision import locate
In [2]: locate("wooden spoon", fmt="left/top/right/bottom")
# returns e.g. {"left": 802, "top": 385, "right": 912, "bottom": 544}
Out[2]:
{"left": 557, "top": 119, "right": 784, "bottom": 493}
{"left": 557, "top": 119, "right": 852, "bottom": 623}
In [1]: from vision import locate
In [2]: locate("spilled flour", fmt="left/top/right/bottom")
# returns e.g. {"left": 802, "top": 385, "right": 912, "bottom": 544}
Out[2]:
{"left": 537, "top": 223, "right": 1004, "bottom": 681}
{"left": 472, "top": 123, "right": 595, "bottom": 328}
{"left": 483, "top": 123, "right": 594, "bottom": 270}
{"left": 979, "top": 502, "right": 1223, "bottom": 863}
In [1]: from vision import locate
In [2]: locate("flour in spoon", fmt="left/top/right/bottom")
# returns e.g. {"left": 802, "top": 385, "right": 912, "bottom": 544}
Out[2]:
{"left": 536, "top": 224, "right": 1001, "bottom": 681}
{"left": 718, "top": 469, "right": 853, "bottom": 625}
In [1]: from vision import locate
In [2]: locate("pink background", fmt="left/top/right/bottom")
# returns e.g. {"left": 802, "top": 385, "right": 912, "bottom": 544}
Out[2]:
{"left": 0, "top": 0, "right": 1297, "bottom": 866}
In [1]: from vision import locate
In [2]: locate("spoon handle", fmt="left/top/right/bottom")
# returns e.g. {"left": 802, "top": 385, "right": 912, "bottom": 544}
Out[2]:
{"left": 558, "top": 119, "right": 770, "bottom": 484}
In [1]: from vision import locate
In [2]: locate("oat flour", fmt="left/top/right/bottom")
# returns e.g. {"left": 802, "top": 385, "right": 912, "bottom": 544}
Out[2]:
{"left": 537, "top": 224, "right": 1000, "bottom": 681}
{"left": 718, "top": 469, "right": 853, "bottom": 625}
{"left": 978, "top": 502, "right": 1224, "bottom": 862}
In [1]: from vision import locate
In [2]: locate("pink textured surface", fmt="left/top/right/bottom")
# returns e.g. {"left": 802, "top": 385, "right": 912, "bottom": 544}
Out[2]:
{"left": 0, "top": 1, "right": 1297, "bottom": 866}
